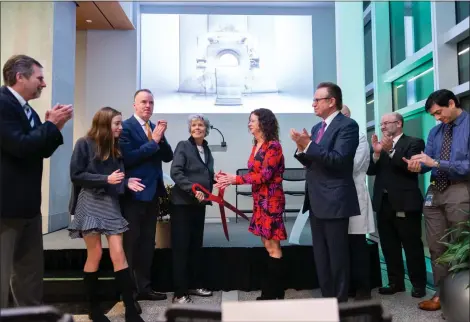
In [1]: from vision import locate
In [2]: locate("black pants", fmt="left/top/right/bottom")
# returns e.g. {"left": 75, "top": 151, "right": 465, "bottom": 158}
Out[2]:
{"left": 377, "top": 195, "right": 427, "bottom": 288}
{"left": 0, "top": 216, "right": 43, "bottom": 308}
{"left": 348, "top": 234, "right": 370, "bottom": 294}
{"left": 171, "top": 204, "right": 206, "bottom": 298}
{"left": 122, "top": 196, "right": 158, "bottom": 294}
{"left": 309, "top": 213, "right": 350, "bottom": 303}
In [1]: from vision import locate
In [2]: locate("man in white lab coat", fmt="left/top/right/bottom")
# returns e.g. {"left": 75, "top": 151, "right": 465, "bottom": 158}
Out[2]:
{"left": 342, "top": 105, "right": 376, "bottom": 300}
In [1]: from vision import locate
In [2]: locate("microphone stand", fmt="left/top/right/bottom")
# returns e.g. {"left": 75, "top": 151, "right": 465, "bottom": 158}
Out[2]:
{"left": 210, "top": 125, "right": 227, "bottom": 147}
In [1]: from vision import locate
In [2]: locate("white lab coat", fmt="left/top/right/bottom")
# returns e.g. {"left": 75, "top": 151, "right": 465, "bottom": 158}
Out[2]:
{"left": 349, "top": 132, "right": 376, "bottom": 234}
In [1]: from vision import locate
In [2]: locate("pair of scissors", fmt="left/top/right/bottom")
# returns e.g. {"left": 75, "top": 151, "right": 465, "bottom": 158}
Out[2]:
{"left": 192, "top": 183, "right": 250, "bottom": 241}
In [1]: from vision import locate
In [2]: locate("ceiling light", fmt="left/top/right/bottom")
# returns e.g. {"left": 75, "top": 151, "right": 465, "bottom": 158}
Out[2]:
{"left": 86, "top": 19, "right": 92, "bottom": 23}
{"left": 458, "top": 47, "right": 469, "bottom": 55}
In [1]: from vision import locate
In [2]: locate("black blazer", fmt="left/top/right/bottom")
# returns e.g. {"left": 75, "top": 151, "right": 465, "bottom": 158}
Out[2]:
{"left": 69, "top": 137, "right": 126, "bottom": 216}
{"left": 294, "top": 112, "right": 360, "bottom": 220}
{"left": 170, "top": 137, "right": 215, "bottom": 206}
{"left": 367, "top": 134, "right": 425, "bottom": 213}
{"left": 0, "top": 86, "right": 63, "bottom": 219}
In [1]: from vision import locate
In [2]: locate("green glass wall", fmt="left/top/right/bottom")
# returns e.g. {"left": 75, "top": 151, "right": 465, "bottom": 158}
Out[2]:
{"left": 366, "top": 93, "right": 375, "bottom": 122}
{"left": 402, "top": 110, "right": 436, "bottom": 258}
{"left": 390, "top": 1, "right": 432, "bottom": 67}
{"left": 364, "top": 21, "right": 373, "bottom": 85}
{"left": 458, "top": 37, "right": 469, "bottom": 84}
{"left": 392, "top": 60, "right": 434, "bottom": 110}
{"left": 456, "top": 0, "right": 470, "bottom": 24}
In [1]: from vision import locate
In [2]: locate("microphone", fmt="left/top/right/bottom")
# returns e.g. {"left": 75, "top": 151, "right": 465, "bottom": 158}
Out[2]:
{"left": 210, "top": 125, "right": 227, "bottom": 147}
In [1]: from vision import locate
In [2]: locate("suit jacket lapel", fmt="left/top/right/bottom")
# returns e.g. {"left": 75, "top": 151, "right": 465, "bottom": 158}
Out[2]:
{"left": 130, "top": 115, "right": 148, "bottom": 142}
{"left": 393, "top": 134, "right": 407, "bottom": 150}
{"left": 1, "top": 86, "right": 31, "bottom": 127}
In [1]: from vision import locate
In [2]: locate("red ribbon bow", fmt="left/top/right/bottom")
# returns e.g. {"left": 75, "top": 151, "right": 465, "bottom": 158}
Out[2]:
{"left": 192, "top": 183, "right": 249, "bottom": 241}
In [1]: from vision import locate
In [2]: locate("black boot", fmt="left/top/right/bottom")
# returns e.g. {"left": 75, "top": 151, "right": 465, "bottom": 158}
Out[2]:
{"left": 256, "top": 256, "right": 274, "bottom": 300}
{"left": 115, "top": 268, "right": 145, "bottom": 322}
{"left": 269, "top": 256, "right": 285, "bottom": 300}
{"left": 84, "top": 272, "right": 110, "bottom": 322}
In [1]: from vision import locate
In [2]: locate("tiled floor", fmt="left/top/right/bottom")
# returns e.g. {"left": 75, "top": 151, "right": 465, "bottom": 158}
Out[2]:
{"left": 68, "top": 279, "right": 443, "bottom": 322}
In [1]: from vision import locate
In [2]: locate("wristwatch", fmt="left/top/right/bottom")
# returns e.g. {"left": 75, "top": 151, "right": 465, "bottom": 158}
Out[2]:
{"left": 433, "top": 159, "right": 440, "bottom": 168}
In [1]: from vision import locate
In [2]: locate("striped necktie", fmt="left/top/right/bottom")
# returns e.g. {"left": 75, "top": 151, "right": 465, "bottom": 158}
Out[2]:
{"left": 24, "top": 103, "right": 35, "bottom": 128}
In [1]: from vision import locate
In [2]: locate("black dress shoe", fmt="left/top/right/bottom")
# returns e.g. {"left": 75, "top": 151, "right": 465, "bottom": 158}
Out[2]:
{"left": 378, "top": 284, "right": 405, "bottom": 295}
{"left": 137, "top": 290, "right": 167, "bottom": 301}
{"left": 411, "top": 287, "right": 426, "bottom": 298}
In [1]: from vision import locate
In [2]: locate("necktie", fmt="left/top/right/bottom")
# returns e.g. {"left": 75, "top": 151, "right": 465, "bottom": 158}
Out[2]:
{"left": 145, "top": 122, "right": 152, "bottom": 141}
{"left": 315, "top": 121, "right": 327, "bottom": 144}
{"left": 435, "top": 123, "right": 454, "bottom": 192}
{"left": 24, "top": 103, "right": 35, "bottom": 128}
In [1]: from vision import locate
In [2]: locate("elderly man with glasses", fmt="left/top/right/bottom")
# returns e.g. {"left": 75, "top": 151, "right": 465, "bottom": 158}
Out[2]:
{"left": 367, "top": 112, "right": 427, "bottom": 299}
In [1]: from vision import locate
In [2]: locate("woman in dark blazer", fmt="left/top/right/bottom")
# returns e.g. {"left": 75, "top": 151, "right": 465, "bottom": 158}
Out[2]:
{"left": 170, "top": 114, "right": 214, "bottom": 304}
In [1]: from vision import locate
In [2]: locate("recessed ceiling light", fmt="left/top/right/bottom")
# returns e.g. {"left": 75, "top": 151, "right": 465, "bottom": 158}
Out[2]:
{"left": 86, "top": 19, "right": 92, "bottom": 23}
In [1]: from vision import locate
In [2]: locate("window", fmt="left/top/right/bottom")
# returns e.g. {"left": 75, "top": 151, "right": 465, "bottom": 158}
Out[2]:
{"left": 392, "top": 60, "right": 434, "bottom": 110}
{"left": 458, "top": 38, "right": 469, "bottom": 84}
{"left": 366, "top": 93, "right": 375, "bottom": 122}
{"left": 461, "top": 95, "right": 470, "bottom": 112}
{"left": 456, "top": 0, "right": 470, "bottom": 24}
{"left": 389, "top": 1, "right": 432, "bottom": 67}
{"left": 402, "top": 111, "right": 435, "bottom": 260}
{"left": 364, "top": 21, "right": 373, "bottom": 86}
{"left": 402, "top": 111, "right": 436, "bottom": 194}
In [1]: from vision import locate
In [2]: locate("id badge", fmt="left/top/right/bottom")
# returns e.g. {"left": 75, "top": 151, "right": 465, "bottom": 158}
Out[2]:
{"left": 424, "top": 193, "right": 434, "bottom": 207}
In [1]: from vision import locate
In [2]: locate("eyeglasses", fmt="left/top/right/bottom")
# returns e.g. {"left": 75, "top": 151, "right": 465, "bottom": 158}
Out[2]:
{"left": 313, "top": 97, "right": 331, "bottom": 104}
{"left": 380, "top": 121, "right": 398, "bottom": 126}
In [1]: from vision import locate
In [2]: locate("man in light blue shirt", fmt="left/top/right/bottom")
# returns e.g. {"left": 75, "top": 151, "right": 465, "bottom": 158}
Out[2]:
{"left": 403, "top": 89, "right": 469, "bottom": 312}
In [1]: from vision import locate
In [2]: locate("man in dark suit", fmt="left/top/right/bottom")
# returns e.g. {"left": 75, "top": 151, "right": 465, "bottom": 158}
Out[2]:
{"left": 119, "top": 89, "right": 173, "bottom": 302}
{"left": 367, "top": 112, "right": 427, "bottom": 298}
{"left": 0, "top": 54, "right": 73, "bottom": 308}
{"left": 290, "top": 82, "right": 360, "bottom": 302}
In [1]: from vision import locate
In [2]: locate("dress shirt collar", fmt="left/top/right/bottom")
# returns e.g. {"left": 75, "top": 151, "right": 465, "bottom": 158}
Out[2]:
{"left": 7, "top": 86, "right": 27, "bottom": 107}
{"left": 392, "top": 132, "right": 404, "bottom": 146}
{"left": 323, "top": 110, "right": 340, "bottom": 129}
{"left": 134, "top": 113, "right": 149, "bottom": 126}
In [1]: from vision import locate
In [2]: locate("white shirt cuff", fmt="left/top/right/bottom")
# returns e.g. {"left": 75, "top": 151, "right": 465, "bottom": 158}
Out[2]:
{"left": 296, "top": 141, "right": 312, "bottom": 155}
{"left": 372, "top": 153, "right": 380, "bottom": 163}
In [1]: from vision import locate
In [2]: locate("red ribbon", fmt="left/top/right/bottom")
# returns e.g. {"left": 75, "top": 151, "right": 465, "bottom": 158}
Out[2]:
{"left": 192, "top": 183, "right": 249, "bottom": 241}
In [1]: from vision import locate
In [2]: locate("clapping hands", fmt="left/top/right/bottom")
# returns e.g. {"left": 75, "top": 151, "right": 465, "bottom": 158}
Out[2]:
{"left": 46, "top": 104, "right": 73, "bottom": 130}
{"left": 290, "top": 128, "right": 311, "bottom": 151}
{"left": 152, "top": 120, "right": 167, "bottom": 143}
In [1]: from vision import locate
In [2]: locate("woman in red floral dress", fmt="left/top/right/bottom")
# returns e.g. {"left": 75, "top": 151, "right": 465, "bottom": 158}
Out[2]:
{"left": 216, "top": 108, "right": 287, "bottom": 300}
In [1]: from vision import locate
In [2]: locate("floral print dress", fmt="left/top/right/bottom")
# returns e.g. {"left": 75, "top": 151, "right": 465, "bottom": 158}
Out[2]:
{"left": 235, "top": 140, "right": 287, "bottom": 240}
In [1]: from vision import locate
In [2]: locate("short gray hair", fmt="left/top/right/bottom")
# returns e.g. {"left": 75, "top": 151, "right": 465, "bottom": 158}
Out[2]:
{"left": 188, "top": 114, "right": 210, "bottom": 137}
{"left": 392, "top": 112, "right": 404, "bottom": 128}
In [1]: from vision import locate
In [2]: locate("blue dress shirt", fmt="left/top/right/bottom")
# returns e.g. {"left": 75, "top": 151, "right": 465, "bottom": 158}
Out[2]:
{"left": 421, "top": 110, "right": 469, "bottom": 181}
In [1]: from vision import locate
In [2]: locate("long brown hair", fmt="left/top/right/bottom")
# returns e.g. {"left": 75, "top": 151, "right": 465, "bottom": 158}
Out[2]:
{"left": 250, "top": 108, "right": 280, "bottom": 145}
{"left": 87, "top": 107, "right": 122, "bottom": 161}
